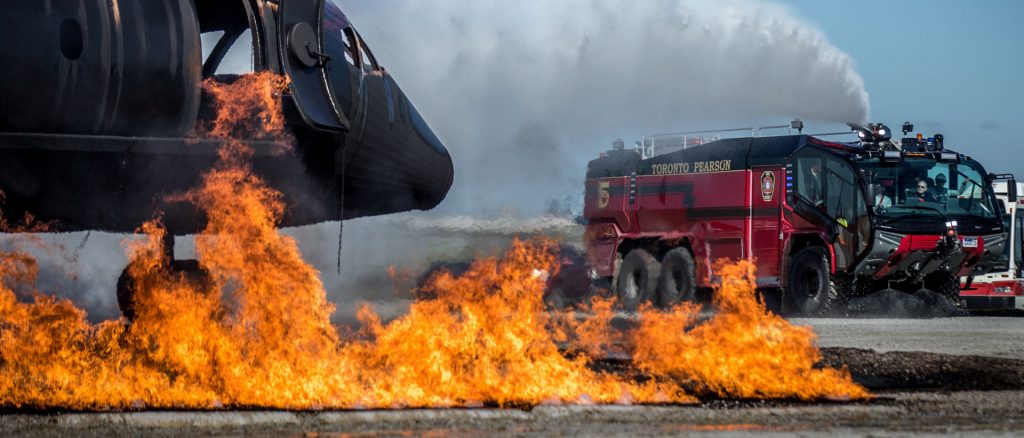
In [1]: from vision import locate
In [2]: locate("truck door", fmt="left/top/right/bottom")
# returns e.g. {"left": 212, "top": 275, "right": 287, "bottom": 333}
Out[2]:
{"left": 751, "top": 166, "right": 782, "bottom": 283}
{"left": 823, "top": 156, "right": 868, "bottom": 269}
{"left": 790, "top": 150, "right": 868, "bottom": 270}
{"left": 279, "top": 0, "right": 348, "bottom": 132}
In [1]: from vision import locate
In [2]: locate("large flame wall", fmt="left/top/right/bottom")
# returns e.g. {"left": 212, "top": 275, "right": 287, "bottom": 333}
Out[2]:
{"left": 0, "top": 74, "right": 867, "bottom": 410}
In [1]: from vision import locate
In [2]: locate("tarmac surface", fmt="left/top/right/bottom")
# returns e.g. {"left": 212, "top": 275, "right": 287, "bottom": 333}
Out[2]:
{"left": 797, "top": 316, "right": 1024, "bottom": 360}
{"left": 3, "top": 316, "right": 1024, "bottom": 436}
{"left": 3, "top": 391, "right": 1024, "bottom": 437}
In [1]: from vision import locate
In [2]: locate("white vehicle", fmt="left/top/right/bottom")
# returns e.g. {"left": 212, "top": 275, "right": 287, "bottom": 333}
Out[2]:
{"left": 961, "top": 181, "right": 1024, "bottom": 310}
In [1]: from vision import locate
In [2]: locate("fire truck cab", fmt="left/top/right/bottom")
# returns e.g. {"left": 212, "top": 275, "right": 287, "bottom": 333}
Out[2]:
{"left": 583, "top": 122, "right": 1011, "bottom": 315}
{"left": 960, "top": 181, "right": 1024, "bottom": 310}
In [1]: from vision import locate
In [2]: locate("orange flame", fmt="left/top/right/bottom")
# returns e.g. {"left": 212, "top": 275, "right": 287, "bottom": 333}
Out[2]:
{"left": 630, "top": 261, "right": 870, "bottom": 400}
{"left": 0, "top": 72, "right": 866, "bottom": 410}
{"left": 197, "top": 72, "right": 291, "bottom": 144}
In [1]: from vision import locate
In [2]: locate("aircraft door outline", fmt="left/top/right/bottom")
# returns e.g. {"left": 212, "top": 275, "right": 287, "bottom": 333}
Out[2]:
{"left": 278, "top": 0, "right": 348, "bottom": 132}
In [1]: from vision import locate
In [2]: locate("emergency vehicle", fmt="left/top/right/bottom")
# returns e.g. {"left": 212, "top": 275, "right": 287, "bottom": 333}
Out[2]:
{"left": 961, "top": 181, "right": 1024, "bottom": 310}
{"left": 583, "top": 121, "right": 1012, "bottom": 315}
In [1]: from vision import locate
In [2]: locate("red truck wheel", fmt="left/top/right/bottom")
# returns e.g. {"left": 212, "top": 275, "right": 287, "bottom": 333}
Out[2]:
{"left": 787, "top": 247, "right": 838, "bottom": 316}
{"left": 616, "top": 249, "right": 660, "bottom": 311}
{"left": 658, "top": 248, "right": 696, "bottom": 307}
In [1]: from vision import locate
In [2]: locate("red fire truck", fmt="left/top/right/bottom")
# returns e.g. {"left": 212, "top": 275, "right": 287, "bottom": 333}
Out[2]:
{"left": 583, "top": 122, "right": 1013, "bottom": 315}
{"left": 960, "top": 181, "right": 1024, "bottom": 310}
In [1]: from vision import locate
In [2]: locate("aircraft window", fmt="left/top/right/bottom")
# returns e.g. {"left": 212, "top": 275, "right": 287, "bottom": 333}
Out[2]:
{"left": 359, "top": 45, "right": 373, "bottom": 71}
{"left": 201, "top": 31, "right": 225, "bottom": 63}
{"left": 338, "top": 28, "right": 357, "bottom": 66}
{"left": 357, "top": 33, "right": 381, "bottom": 72}
{"left": 200, "top": 28, "right": 254, "bottom": 77}
{"left": 323, "top": 25, "right": 355, "bottom": 110}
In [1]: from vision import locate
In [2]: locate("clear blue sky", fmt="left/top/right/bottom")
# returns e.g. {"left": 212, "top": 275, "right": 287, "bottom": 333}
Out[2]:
{"left": 779, "top": 0, "right": 1024, "bottom": 175}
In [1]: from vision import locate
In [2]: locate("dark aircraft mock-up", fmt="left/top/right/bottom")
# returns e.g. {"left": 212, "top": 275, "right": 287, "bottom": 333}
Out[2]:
{"left": 0, "top": 0, "right": 453, "bottom": 316}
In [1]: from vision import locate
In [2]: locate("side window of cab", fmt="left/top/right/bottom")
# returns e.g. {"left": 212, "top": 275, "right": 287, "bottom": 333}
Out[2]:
{"left": 793, "top": 149, "right": 824, "bottom": 206}
{"left": 824, "top": 154, "right": 870, "bottom": 263}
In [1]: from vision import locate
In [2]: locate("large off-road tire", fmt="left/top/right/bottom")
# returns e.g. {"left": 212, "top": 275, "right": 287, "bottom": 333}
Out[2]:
{"left": 116, "top": 261, "right": 142, "bottom": 322}
{"left": 657, "top": 247, "right": 697, "bottom": 308}
{"left": 117, "top": 259, "right": 211, "bottom": 321}
{"left": 925, "top": 272, "right": 963, "bottom": 306}
{"left": 787, "top": 247, "right": 839, "bottom": 316}
{"left": 615, "top": 249, "right": 660, "bottom": 312}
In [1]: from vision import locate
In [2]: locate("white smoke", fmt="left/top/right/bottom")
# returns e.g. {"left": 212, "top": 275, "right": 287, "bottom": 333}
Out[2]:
{"left": 338, "top": 0, "right": 870, "bottom": 212}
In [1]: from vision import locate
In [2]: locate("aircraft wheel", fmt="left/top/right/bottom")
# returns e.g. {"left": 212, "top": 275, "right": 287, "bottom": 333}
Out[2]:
{"left": 787, "top": 247, "right": 838, "bottom": 317}
{"left": 116, "top": 261, "right": 142, "bottom": 322}
{"left": 615, "top": 249, "right": 660, "bottom": 312}
{"left": 657, "top": 247, "right": 697, "bottom": 308}
{"left": 116, "top": 259, "right": 211, "bottom": 321}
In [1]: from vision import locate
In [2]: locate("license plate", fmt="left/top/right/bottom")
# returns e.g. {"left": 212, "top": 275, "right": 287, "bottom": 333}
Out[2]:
{"left": 963, "top": 237, "right": 978, "bottom": 248}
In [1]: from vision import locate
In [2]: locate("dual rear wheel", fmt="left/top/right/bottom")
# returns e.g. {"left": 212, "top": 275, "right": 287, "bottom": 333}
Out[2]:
{"left": 614, "top": 246, "right": 839, "bottom": 316}
{"left": 614, "top": 247, "right": 696, "bottom": 312}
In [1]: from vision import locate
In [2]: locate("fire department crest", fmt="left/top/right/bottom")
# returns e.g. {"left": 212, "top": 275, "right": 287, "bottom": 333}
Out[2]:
{"left": 761, "top": 171, "right": 776, "bottom": 201}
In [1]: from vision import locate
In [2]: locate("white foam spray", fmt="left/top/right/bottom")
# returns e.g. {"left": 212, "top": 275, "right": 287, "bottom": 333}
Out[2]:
{"left": 339, "top": 0, "right": 870, "bottom": 212}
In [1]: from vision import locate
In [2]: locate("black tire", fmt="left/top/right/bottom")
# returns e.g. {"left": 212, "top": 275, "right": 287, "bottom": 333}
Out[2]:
{"left": 787, "top": 247, "right": 839, "bottom": 316}
{"left": 117, "top": 259, "right": 211, "bottom": 321}
{"left": 925, "top": 272, "right": 963, "bottom": 306}
{"left": 116, "top": 261, "right": 141, "bottom": 322}
{"left": 615, "top": 249, "right": 660, "bottom": 312}
{"left": 657, "top": 248, "right": 697, "bottom": 308}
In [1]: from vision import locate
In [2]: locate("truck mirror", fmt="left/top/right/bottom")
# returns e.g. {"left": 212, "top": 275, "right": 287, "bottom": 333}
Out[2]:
{"left": 866, "top": 184, "right": 877, "bottom": 207}
{"left": 1009, "top": 179, "right": 1018, "bottom": 203}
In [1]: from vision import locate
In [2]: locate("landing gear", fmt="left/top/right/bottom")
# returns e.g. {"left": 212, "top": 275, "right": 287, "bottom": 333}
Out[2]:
{"left": 615, "top": 249, "right": 660, "bottom": 312}
{"left": 116, "top": 233, "right": 210, "bottom": 321}
{"left": 787, "top": 247, "right": 839, "bottom": 316}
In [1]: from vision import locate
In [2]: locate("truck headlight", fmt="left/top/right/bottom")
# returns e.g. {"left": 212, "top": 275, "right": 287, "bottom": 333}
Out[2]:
{"left": 995, "top": 286, "right": 1012, "bottom": 294}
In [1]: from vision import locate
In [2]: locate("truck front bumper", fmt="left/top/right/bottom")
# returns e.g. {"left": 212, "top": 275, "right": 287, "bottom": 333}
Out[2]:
{"left": 962, "top": 296, "right": 1024, "bottom": 311}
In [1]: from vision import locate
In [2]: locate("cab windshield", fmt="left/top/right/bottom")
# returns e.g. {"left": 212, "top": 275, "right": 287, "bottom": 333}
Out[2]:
{"left": 857, "top": 158, "right": 998, "bottom": 222}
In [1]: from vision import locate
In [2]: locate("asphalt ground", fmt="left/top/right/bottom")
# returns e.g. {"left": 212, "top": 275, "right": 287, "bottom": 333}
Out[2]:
{"left": 797, "top": 316, "right": 1024, "bottom": 360}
